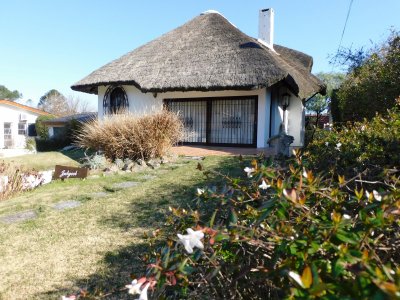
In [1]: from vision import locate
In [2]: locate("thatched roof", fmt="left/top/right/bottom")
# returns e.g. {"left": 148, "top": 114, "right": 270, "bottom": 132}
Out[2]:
{"left": 71, "top": 11, "right": 325, "bottom": 99}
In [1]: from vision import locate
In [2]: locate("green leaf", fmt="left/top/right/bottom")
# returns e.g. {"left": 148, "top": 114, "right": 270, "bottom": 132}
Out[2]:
{"left": 333, "top": 259, "right": 345, "bottom": 278}
{"left": 178, "top": 258, "right": 189, "bottom": 272}
{"left": 336, "top": 231, "right": 359, "bottom": 245}
{"left": 214, "top": 233, "right": 229, "bottom": 242}
{"left": 289, "top": 244, "right": 298, "bottom": 255}
{"left": 162, "top": 247, "right": 170, "bottom": 269}
{"left": 228, "top": 208, "right": 238, "bottom": 225}
{"left": 209, "top": 209, "right": 218, "bottom": 228}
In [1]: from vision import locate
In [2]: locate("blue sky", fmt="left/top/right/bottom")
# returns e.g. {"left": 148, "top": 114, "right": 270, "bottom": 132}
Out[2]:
{"left": 1, "top": 0, "right": 399, "bottom": 109}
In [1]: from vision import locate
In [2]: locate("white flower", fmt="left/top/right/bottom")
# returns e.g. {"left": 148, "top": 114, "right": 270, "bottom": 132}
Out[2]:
{"left": 336, "top": 142, "right": 342, "bottom": 151}
{"left": 373, "top": 190, "right": 382, "bottom": 201}
{"left": 303, "top": 170, "right": 308, "bottom": 179}
{"left": 196, "top": 188, "right": 205, "bottom": 195}
{"left": 366, "top": 190, "right": 371, "bottom": 199}
{"left": 61, "top": 296, "right": 76, "bottom": 300}
{"left": 343, "top": 214, "right": 351, "bottom": 220}
{"left": 137, "top": 283, "right": 150, "bottom": 300}
{"left": 126, "top": 279, "right": 144, "bottom": 295}
{"left": 177, "top": 228, "right": 204, "bottom": 254}
{"left": 288, "top": 271, "right": 305, "bottom": 288}
{"left": 259, "top": 180, "right": 270, "bottom": 190}
{"left": 244, "top": 167, "right": 255, "bottom": 178}
{"left": 325, "top": 142, "right": 329, "bottom": 146}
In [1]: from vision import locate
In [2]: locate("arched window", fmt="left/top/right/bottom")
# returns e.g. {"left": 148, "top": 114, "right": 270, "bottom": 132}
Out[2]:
{"left": 103, "top": 86, "right": 129, "bottom": 115}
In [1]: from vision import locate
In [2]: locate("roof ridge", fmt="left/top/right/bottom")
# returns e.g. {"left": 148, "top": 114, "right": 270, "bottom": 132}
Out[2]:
{"left": 0, "top": 99, "right": 53, "bottom": 116}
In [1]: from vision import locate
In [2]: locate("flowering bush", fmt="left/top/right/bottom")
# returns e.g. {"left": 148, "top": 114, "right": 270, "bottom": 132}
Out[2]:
{"left": 105, "top": 151, "right": 399, "bottom": 300}
{"left": 305, "top": 99, "right": 400, "bottom": 181}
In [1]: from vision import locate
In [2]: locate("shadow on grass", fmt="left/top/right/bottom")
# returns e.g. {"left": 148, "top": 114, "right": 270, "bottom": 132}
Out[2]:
{"left": 34, "top": 156, "right": 251, "bottom": 299}
{"left": 59, "top": 148, "right": 87, "bottom": 164}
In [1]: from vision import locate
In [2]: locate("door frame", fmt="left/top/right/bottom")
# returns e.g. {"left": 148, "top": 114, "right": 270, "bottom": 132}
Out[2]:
{"left": 164, "top": 96, "right": 258, "bottom": 147}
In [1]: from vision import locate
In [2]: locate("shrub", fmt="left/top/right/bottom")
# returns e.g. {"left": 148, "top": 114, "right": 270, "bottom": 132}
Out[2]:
{"left": 80, "top": 152, "right": 108, "bottom": 170}
{"left": 305, "top": 98, "right": 400, "bottom": 181}
{"left": 35, "top": 115, "right": 56, "bottom": 139}
{"left": 35, "top": 137, "right": 70, "bottom": 152}
{"left": 25, "top": 137, "right": 36, "bottom": 151}
{"left": 75, "top": 111, "right": 183, "bottom": 161}
{"left": 116, "top": 153, "right": 399, "bottom": 300}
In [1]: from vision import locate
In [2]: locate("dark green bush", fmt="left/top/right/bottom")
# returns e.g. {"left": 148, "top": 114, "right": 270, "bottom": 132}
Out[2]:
{"left": 35, "top": 138, "right": 70, "bottom": 152}
{"left": 305, "top": 99, "right": 400, "bottom": 181}
{"left": 35, "top": 115, "right": 56, "bottom": 139}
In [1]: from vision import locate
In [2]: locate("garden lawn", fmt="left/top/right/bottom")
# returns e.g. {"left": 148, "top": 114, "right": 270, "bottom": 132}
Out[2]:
{"left": 2, "top": 150, "right": 84, "bottom": 171}
{"left": 0, "top": 155, "right": 243, "bottom": 299}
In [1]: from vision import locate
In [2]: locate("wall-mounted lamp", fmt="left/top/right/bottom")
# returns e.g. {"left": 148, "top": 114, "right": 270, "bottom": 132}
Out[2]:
{"left": 281, "top": 92, "right": 291, "bottom": 110}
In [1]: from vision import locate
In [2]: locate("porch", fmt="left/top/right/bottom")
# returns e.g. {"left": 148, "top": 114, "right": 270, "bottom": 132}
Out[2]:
{"left": 171, "top": 145, "right": 276, "bottom": 157}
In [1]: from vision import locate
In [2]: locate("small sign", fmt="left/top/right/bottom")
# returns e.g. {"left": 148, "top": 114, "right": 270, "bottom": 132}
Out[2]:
{"left": 54, "top": 165, "right": 88, "bottom": 180}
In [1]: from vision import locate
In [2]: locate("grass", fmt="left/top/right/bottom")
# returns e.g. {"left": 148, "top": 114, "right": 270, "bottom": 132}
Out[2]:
{"left": 1, "top": 150, "right": 84, "bottom": 170}
{"left": 0, "top": 154, "right": 246, "bottom": 299}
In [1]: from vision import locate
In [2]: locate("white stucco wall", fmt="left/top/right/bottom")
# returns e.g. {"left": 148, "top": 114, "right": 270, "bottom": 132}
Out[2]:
{"left": 0, "top": 104, "right": 40, "bottom": 149}
{"left": 269, "top": 89, "right": 304, "bottom": 147}
{"left": 98, "top": 85, "right": 308, "bottom": 148}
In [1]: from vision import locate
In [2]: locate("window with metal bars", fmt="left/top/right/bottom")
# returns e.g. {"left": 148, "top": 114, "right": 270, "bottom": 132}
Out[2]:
{"left": 103, "top": 86, "right": 129, "bottom": 115}
{"left": 164, "top": 96, "right": 257, "bottom": 147}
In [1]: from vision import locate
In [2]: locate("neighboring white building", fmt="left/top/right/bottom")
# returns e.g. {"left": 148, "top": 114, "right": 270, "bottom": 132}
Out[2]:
{"left": 0, "top": 100, "right": 51, "bottom": 149}
{"left": 72, "top": 9, "right": 325, "bottom": 149}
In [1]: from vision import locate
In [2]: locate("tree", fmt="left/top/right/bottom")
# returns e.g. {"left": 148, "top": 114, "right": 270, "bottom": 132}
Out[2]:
{"left": 38, "top": 89, "right": 92, "bottom": 116}
{"left": 333, "top": 30, "right": 400, "bottom": 122}
{"left": 305, "top": 72, "right": 345, "bottom": 144}
{"left": 306, "top": 72, "right": 346, "bottom": 116}
{"left": 0, "top": 85, "right": 22, "bottom": 101}
{"left": 35, "top": 115, "right": 56, "bottom": 139}
{"left": 38, "top": 89, "right": 67, "bottom": 115}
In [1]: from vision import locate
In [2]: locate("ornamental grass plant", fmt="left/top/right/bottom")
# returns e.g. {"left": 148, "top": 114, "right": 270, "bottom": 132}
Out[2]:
{"left": 75, "top": 111, "right": 184, "bottom": 161}
{"left": 0, "top": 162, "right": 23, "bottom": 201}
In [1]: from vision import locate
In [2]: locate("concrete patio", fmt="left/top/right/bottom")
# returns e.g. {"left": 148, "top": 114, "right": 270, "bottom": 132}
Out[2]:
{"left": 171, "top": 145, "right": 276, "bottom": 156}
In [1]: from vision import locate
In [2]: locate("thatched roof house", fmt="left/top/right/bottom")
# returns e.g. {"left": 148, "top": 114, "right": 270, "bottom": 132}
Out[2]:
{"left": 72, "top": 9, "right": 325, "bottom": 149}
